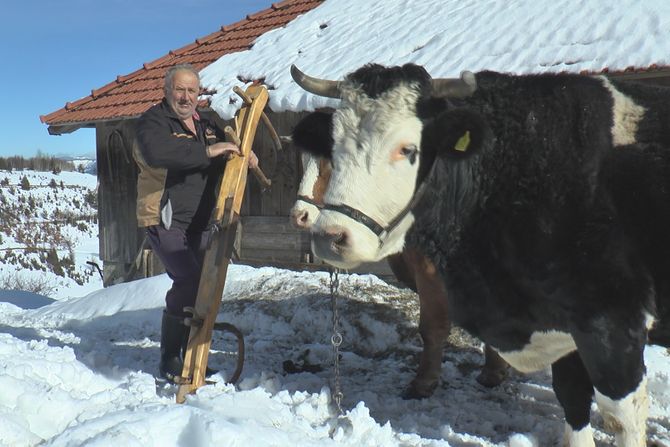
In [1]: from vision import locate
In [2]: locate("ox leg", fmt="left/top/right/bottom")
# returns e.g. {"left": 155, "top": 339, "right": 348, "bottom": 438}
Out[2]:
{"left": 552, "top": 352, "right": 596, "bottom": 447}
{"left": 573, "top": 331, "right": 648, "bottom": 447}
{"left": 594, "top": 378, "right": 648, "bottom": 447}
{"left": 403, "top": 283, "right": 450, "bottom": 399}
{"left": 398, "top": 253, "right": 451, "bottom": 399}
{"left": 476, "top": 344, "right": 509, "bottom": 388}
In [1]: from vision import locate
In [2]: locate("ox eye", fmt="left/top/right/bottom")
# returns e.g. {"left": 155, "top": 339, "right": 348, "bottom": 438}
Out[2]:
{"left": 401, "top": 145, "right": 418, "bottom": 165}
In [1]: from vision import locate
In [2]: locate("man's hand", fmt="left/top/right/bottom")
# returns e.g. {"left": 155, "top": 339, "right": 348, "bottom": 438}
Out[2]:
{"left": 206, "top": 142, "right": 240, "bottom": 159}
{"left": 207, "top": 143, "right": 258, "bottom": 168}
{"left": 248, "top": 151, "right": 259, "bottom": 169}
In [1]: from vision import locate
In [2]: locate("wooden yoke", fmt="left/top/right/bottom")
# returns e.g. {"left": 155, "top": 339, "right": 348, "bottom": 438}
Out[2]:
{"left": 176, "top": 85, "right": 269, "bottom": 403}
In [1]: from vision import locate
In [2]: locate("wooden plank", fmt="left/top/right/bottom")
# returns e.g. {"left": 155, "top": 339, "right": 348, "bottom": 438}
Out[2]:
{"left": 240, "top": 215, "right": 296, "bottom": 233}
{"left": 239, "top": 247, "right": 310, "bottom": 263}
{"left": 240, "top": 233, "right": 309, "bottom": 251}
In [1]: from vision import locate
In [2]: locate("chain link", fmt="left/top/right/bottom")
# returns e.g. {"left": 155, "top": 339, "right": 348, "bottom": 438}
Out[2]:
{"left": 329, "top": 268, "right": 344, "bottom": 415}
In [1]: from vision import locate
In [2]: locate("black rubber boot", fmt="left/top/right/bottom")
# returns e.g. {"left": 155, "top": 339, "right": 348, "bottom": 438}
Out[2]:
{"left": 159, "top": 310, "right": 189, "bottom": 383}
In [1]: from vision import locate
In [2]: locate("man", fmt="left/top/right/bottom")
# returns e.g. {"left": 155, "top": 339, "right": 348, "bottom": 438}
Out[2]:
{"left": 134, "top": 63, "right": 258, "bottom": 383}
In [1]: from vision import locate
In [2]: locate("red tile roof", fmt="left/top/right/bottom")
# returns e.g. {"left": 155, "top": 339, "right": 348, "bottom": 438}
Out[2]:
{"left": 41, "top": 0, "right": 324, "bottom": 134}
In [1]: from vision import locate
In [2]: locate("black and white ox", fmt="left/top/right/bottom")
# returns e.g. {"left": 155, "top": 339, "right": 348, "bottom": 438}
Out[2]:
{"left": 290, "top": 145, "right": 509, "bottom": 398}
{"left": 290, "top": 63, "right": 670, "bottom": 446}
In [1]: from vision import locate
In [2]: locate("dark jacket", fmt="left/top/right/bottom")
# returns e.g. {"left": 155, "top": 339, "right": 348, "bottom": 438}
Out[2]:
{"left": 134, "top": 98, "right": 225, "bottom": 231}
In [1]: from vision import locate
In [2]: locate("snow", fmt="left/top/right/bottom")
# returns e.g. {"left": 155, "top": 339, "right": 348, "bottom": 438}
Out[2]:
{"left": 1, "top": 266, "right": 669, "bottom": 446}
{"left": 199, "top": 0, "right": 670, "bottom": 120}
{"left": 0, "top": 169, "right": 669, "bottom": 445}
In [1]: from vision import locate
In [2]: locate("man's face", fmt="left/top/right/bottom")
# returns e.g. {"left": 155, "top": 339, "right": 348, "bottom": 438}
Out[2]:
{"left": 167, "top": 71, "right": 199, "bottom": 120}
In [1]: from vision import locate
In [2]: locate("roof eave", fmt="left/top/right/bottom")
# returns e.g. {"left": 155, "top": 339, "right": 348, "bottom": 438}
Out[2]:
{"left": 47, "top": 114, "right": 142, "bottom": 135}
{"left": 47, "top": 123, "right": 90, "bottom": 135}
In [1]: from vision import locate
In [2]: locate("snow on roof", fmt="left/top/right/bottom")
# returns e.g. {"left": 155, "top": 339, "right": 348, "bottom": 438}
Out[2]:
{"left": 200, "top": 0, "right": 670, "bottom": 119}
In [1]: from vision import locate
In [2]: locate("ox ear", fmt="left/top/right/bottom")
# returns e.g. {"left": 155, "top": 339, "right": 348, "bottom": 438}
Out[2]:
{"left": 292, "top": 111, "right": 334, "bottom": 160}
{"left": 424, "top": 108, "right": 491, "bottom": 160}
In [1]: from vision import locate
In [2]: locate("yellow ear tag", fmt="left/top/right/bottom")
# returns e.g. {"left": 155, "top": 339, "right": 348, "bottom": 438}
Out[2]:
{"left": 454, "top": 131, "right": 471, "bottom": 152}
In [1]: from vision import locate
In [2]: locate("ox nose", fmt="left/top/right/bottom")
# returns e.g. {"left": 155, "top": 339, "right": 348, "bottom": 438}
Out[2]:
{"left": 290, "top": 209, "right": 311, "bottom": 229}
{"left": 324, "top": 227, "right": 349, "bottom": 251}
{"left": 313, "top": 226, "right": 350, "bottom": 258}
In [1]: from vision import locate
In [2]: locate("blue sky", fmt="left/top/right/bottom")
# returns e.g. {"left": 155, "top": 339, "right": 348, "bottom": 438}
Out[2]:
{"left": 1, "top": 0, "right": 275, "bottom": 159}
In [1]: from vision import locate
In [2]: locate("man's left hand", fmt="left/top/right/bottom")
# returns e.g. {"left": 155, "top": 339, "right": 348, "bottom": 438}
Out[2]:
{"left": 248, "top": 151, "right": 259, "bottom": 169}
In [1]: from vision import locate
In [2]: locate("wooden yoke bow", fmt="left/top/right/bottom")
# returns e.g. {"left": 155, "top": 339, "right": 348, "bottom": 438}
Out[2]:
{"left": 176, "top": 85, "right": 270, "bottom": 403}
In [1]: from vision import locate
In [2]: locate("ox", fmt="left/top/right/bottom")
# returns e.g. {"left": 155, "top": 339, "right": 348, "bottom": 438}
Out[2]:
{"left": 290, "top": 63, "right": 670, "bottom": 446}
{"left": 290, "top": 141, "right": 509, "bottom": 398}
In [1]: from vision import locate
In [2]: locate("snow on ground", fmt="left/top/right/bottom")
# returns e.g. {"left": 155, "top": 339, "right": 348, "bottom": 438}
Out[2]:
{"left": 0, "top": 265, "right": 669, "bottom": 446}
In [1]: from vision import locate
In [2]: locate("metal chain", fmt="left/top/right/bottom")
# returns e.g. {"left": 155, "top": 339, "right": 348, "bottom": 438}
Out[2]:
{"left": 329, "top": 268, "right": 344, "bottom": 415}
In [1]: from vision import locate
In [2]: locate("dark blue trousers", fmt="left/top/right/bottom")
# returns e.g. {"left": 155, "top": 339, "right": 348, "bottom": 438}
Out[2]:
{"left": 146, "top": 225, "right": 211, "bottom": 316}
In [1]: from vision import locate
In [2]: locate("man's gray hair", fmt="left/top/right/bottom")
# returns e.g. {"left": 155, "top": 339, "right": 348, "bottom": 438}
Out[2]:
{"left": 164, "top": 64, "right": 200, "bottom": 94}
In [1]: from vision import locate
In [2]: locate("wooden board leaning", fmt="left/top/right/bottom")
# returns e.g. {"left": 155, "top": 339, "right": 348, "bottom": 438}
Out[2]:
{"left": 176, "top": 84, "right": 269, "bottom": 403}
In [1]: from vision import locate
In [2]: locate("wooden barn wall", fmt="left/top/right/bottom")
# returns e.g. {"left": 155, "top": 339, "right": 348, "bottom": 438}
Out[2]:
{"left": 96, "top": 119, "right": 148, "bottom": 285}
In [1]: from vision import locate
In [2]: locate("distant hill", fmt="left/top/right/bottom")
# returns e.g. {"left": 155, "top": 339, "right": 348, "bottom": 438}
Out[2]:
{"left": 52, "top": 154, "right": 98, "bottom": 176}
{"left": 70, "top": 158, "right": 97, "bottom": 175}
{"left": 0, "top": 168, "right": 102, "bottom": 298}
{"left": 0, "top": 154, "right": 97, "bottom": 176}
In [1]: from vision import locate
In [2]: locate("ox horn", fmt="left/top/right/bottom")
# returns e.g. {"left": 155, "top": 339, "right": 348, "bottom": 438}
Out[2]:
{"left": 431, "top": 70, "right": 477, "bottom": 98}
{"left": 290, "top": 64, "right": 341, "bottom": 98}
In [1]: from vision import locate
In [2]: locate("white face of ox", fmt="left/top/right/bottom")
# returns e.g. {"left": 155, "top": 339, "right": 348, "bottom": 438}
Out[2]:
{"left": 310, "top": 84, "right": 424, "bottom": 269}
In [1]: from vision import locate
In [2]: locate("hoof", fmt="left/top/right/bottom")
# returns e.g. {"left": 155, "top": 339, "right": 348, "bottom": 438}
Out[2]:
{"left": 475, "top": 366, "right": 508, "bottom": 388}
{"left": 401, "top": 380, "right": 437, "bottom": 400}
